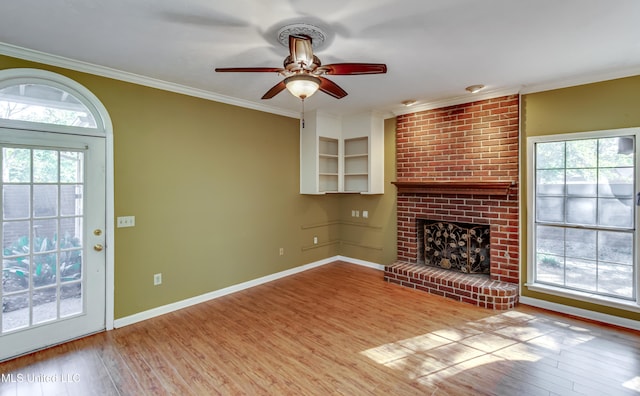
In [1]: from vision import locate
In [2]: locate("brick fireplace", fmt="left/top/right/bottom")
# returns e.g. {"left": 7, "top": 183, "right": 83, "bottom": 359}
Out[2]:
{"left": 384, "top": 95, "right": 520, "bottom": 309}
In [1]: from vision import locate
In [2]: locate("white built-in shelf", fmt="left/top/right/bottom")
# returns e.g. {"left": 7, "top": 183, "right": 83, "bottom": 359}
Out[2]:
{"left": 300, "top": 110, "right": 384, "bottom": 195}
{"left": 318, "top": 137, "right": 339, "bottom": 193}
{"left": 344, "top": 137, "right": 369, "bottom": 192}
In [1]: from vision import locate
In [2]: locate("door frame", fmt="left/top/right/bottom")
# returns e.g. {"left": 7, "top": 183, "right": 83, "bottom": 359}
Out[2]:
{"left": 0, "top": 68, "right": 114, "bottom": 331}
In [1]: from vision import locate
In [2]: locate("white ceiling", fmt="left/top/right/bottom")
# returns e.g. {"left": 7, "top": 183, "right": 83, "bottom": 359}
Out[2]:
{"left": 1, "top": 0, "right": 639, "bottom": 118}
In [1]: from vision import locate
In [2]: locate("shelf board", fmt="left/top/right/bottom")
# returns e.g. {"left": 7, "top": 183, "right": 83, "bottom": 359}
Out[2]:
{"left": 391, "top": 181, "right": 515, "bottom": 196}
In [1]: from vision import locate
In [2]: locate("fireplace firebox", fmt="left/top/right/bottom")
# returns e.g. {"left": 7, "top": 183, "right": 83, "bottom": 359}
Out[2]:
{"left": 419, "top": 220, "right": 490, "bottom": 274}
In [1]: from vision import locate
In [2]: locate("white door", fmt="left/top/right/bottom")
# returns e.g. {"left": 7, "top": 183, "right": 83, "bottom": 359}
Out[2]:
{"left": 0, "top": 128, "right": 105, "bottom": 361}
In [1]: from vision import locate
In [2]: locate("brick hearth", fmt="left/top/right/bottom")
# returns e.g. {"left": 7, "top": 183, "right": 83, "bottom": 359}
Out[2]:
{"left": 390, "top": 95, "right": 520, "bottom": 309}
{"left": 385, "top": 262, "right": 518, "bottom": 310}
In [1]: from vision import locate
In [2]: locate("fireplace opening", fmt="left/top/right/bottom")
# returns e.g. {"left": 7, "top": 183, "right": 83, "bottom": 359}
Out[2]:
{"left": 417, "top": 219, "right": 490, "bottom": 274}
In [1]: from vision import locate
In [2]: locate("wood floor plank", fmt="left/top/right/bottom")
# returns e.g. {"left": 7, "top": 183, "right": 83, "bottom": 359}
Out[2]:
{"left": 1, "top": 261, "right": 639, "bottom": 395}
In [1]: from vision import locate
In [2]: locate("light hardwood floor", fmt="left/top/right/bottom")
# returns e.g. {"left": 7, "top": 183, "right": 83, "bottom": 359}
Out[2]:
{"left": 1, "top": 262, "right": 639, "bottom": 395}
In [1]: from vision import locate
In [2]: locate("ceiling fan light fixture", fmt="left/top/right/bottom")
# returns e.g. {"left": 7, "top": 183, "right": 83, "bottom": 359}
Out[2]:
{"left": 284, "top": 74, "right": 321, "bottom": 99}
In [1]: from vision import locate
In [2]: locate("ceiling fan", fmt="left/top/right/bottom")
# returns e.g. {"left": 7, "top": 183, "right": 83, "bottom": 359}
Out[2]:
{"left": 215, "top": 34, "right": 387, "bottom": 100}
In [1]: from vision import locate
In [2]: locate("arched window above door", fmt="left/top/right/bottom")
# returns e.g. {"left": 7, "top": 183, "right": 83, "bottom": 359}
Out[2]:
{"left": 0, "top": 83, "right": 97, "bottom": 127}
{"left": 0, "top": 68, "right": 110, "bottom": 136}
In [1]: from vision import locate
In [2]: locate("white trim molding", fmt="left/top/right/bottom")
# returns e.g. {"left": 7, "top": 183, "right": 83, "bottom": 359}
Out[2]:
{"left": 520, "top": 296, "right": 640, "bottom": 332}
{"left": 0, "top": 42, "right": 299, "bottom": 119}
{"left": 113, "top": 256, "right": 384, "bottom": 328}
{"left": 519, "top": 65, "right": 640, "bottom": 95}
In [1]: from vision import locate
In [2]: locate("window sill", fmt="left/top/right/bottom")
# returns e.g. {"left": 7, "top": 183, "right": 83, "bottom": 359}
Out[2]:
{"left": 525, "top": 282, "right": 640, "bottom": 313}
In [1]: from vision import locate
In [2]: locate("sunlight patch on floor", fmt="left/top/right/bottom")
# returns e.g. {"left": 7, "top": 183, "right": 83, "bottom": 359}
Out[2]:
{"left": 359, "top": 310, "right": 599, "bottom": 386}
{"left": 623, "top": 376, "right": 640, "bottom": 392}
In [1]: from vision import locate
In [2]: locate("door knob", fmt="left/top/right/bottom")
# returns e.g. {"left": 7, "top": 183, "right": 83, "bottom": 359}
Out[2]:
{"left": 93, "top": 244, "right": 104, "bottom": 252}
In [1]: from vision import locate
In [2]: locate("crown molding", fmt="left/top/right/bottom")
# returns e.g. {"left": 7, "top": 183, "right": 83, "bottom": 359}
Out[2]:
{"left": 519, "top": 66, "right": 640, "bottom": 95}
{"left": 0, "top": 42, "right": 300, "bottom": 119}
{"left": 391, "top": 86, "right": 522, "bottom": 116}
{"left": 389, "top": 66, "right": 640, "bottom": 117}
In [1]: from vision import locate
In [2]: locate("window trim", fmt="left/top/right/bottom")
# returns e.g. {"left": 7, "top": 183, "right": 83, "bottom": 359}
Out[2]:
{"left": 526, "top": 127, "right": 640, "bottom": 312}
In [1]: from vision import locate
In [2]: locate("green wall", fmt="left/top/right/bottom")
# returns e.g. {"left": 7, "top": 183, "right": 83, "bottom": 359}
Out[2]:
{"left": 335, "top": 118, "right": 397, "bottom": 264}
{"left": 521, "top": 75, "right": 640, "bottom": 321}
{"left": 0, "top": 54, "right": 398, "bottom": 320}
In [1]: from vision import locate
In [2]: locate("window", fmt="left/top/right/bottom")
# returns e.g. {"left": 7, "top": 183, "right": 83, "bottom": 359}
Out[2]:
{"left": 528, "top": 129, "right": 638, "bottom": 307}
{"left": 0, "top": 68, "right": 107, "bottom": 136}
{"left": 0, "top": 83, "right": 96, "bottom": 128}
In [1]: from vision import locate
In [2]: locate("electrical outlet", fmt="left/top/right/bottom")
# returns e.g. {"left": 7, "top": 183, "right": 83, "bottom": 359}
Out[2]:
{"left": 117, "top": 216, "right": 135, "bottom": 228}
{"left": 313, "top": 236, "right": 318, "bottom": 245}
{"left": 153, "top": 273, "right": 162, "bottom": 286}
{"left": 362, "top": 210, "right": 369, "bottom": 218}
{"left": 279, "top": 247, "right": 284, "bottom": 256}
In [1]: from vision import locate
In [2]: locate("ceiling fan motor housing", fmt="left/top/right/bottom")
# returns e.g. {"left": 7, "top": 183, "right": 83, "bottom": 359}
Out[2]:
{"left": 277, "top": 23, "right": 327, "bottom": 50}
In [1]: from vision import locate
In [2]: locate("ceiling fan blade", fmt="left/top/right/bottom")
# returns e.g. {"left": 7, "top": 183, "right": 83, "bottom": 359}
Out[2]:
{"left": 215, "top": 67, "right": 284, "bottom": 73}
{"left": 261, "top": 81, "right": 287, "bottom": 99}
{"left": 320, "top": 63, "right": 387, "bottom": 75}
{"left": 318, "top": 77, "right": 348, "bottom": 99}
{"left": 289, "top": 35, "right": 314, "bottom": 65}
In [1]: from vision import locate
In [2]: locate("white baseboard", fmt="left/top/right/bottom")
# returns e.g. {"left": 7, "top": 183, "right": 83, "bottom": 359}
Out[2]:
{"left": 337, "top": 255, "right": 386, "bottom": 271}
{"left": 114, "top": 256, "right": 383, "bottom": 328}
{"left": 519, "top": 296, "right": 640, "bottom": 332}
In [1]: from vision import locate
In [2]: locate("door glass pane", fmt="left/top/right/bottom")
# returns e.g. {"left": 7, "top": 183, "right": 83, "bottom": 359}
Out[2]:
{"left": 60, "top": 185, "right": 83, "bottom": 216}
{"left": 1, "top": 146, "right": 85, "bottom": 334}
{"left": 33, "top": 185, "right": 58, "bottom": 217}
{"left": 2, "top": 292, "right": 29, "bottom": 332}
{"left": 32, "top": 287, "right": 57, "bottom": 324}
{"left": 33, "top": 150, "right": 58, "bottom": 183}
{"left": 2, "top": 148, "right": 30, "bottom": 183}
{"left": 61, "top": 283, "right": 82, "bottom": 317}
{"left": 3, "top": 221, "right": 29, "bottom": 256}
{"left": 32, "top": 253, "right": 57, "bottom": 288}
{"left": 60, "top": 217, "right": 82, "bottom": 284}
{"left": 60, "top": 151, "right": 84, "bottom": 183}
{"left": 3, "top": 185, "right": 30, "bottom": 219}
